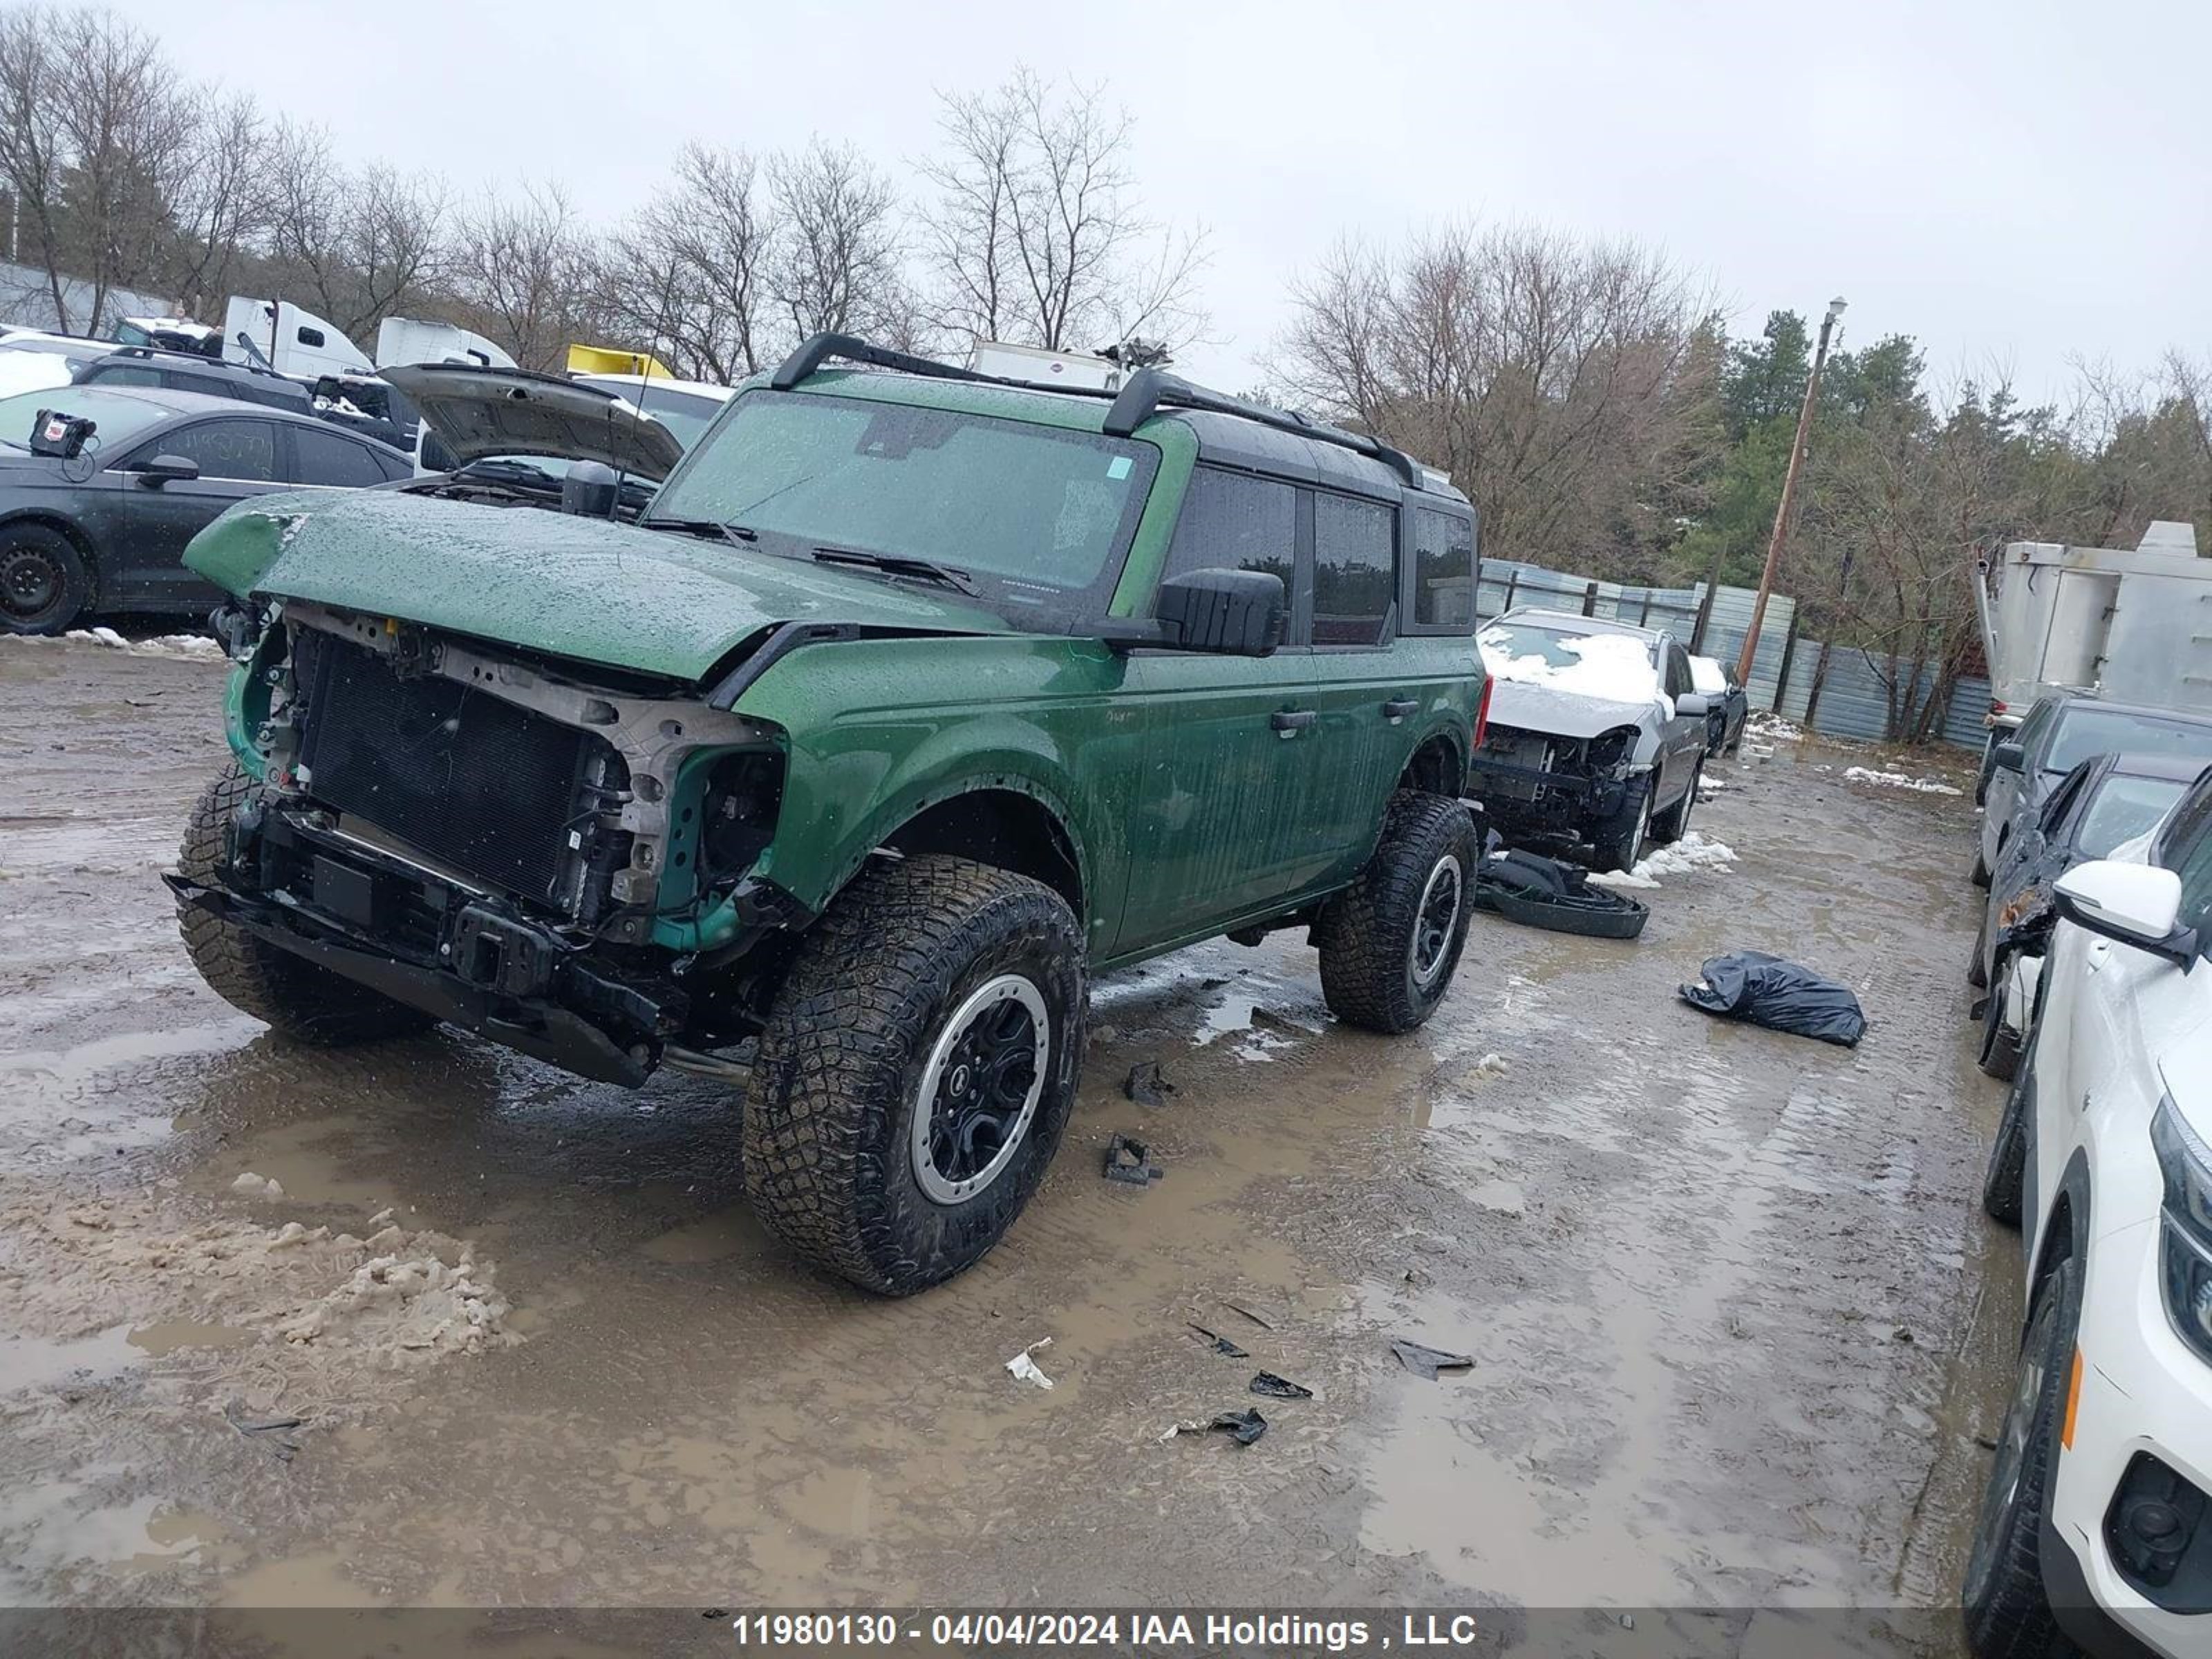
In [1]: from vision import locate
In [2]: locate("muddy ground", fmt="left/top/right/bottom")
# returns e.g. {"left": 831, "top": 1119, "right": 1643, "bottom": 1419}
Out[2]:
{"left": 1, "top": 634, "right": 2019, "bottom": 1654}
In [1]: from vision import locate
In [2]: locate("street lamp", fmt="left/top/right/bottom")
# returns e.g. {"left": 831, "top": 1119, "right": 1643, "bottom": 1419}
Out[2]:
{"left": 1735, "top": 295, "right": 1846, "bottom": 686}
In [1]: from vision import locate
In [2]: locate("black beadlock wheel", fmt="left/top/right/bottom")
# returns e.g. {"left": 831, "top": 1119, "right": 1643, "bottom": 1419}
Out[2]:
{"left": 1961, "top": 1258, "right": 2078, "bottom": 1656}
{"left": 1314, "top": 791, "right": 1480, "bottom": 1035}
{"left": 1, "top": 524, "right": 91, "bottom": 635}
{"left": 742, "top": 854, "right": 1086, "bottom": 1296}
{"left": 175, "top": 764, "right": 437, "bottom": 1044}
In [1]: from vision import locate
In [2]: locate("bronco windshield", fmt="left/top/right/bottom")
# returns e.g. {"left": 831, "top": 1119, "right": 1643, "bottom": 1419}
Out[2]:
{"left": 646, "top": 390, "right": 1159, "bottom": 616}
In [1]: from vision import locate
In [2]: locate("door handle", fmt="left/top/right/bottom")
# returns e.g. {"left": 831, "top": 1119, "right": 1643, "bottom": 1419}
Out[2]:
{"left": 1271, "top": 709, "right": 1316, "bottom": 736}
{"left": 1383, "top": 698, "right": 1419, "bottom": 722}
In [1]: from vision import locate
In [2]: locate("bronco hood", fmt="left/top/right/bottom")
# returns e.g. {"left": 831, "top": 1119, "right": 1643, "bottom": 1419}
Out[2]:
{"left": 1484, "top": 677, "right": 1664, "bottom": 740}
{"left": 185, "top": 490, "right": 1018, "bottom": 682}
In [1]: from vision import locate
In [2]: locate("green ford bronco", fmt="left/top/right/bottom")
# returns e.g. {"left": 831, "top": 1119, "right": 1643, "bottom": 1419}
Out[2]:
{"left": 167, "top": 335, "right": 1489, "bottom": 1293}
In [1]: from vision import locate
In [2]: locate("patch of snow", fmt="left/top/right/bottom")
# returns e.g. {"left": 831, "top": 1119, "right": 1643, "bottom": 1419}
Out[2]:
{"left": 1748, "top": 713, "right": 1805, "bottom": 741}
{"left": 1844, "top": 765, "right": 1962, "bottom": 796}
{"left": 1479, "top": 627, "right": 1660, "bottom": 704}
{"left": 1696, "top": 776, "right": 1728, "bottom": 798}
{"left": 1469, "top": 1051, "right": 1508, "bottom": 1080}
{"left": 1588, "top": 832, "right": 1738, "bottom": 890}
{"left": 229, "top": 1172, "right": 285, "bottom": 1200}
{"left": 59, "top": 627, "right": 225, "bottom": 659}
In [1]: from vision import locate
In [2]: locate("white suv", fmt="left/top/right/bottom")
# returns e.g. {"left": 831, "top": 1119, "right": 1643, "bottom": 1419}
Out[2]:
{"left": 1967, "top": 765, "right": 2212, "bottom": 1657}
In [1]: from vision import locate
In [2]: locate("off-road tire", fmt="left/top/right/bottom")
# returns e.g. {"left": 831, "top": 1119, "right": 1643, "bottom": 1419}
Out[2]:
{"left": 1960, "top": 1258, "right": 2079, "bottom": 1657}
{"left": 1980, "top": 1039, "right": 2032, "bottom": 1228}
{"left": 1, "top": 523, "right": 91, "bottom": 635}
{"left": 743, "top": 854, "right": 1086, "bottom": 1296}
{"left": 1651, "top": 758, "right": 1700, "bottom": 846}
{"left": 1315, "top": 791, "right": 1479, "bottom": 1035}
{"left": 176, "top": 763, "right": 436, "bottom": 1044}
{"left": 1588, "top": 773, "right": 1655, "bottom": 874}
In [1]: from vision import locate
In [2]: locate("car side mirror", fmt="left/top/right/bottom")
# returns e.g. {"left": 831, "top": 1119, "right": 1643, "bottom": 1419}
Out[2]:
{"left": 135, "top": 453, "right": 200, "bottom": 487}
{"left": 2054, "top": 860, "right": 2197, "bottom": 966}
{"left": 1993, "top": 742, "right": 2026, "bottom": 774}
{"left": 1674, "top": 692, "right": 1711, "bottom": 718}
{"left": 1152, "top": 568, "right": 1285, "bottom": 657}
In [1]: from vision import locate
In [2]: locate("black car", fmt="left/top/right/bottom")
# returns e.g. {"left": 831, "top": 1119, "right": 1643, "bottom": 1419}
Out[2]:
{"left": 1976, "top": 691, "right": 2212, "bottom": 885}
{"left": 0, "top": 384, "right": 411, "bottom": 635}
{"left": 1969, "top": 749, "right": 2204, "bottom": 1077}
{"left": 73, "top": 345, "right": 315, "bottom": 415}
{"left": 1689, "top": 652, "right": 1748, "bottom": 756}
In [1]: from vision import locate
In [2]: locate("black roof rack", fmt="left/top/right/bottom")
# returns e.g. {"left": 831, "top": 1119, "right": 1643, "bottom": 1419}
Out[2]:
{"left": 767, "top": 332, "right": 1426, "bottom": 490}
{"left": 100, "top": 342, "right": 296, "bottom": 384}
{"left": 1100, "top": 369, "right": 1423, "bottom": 488}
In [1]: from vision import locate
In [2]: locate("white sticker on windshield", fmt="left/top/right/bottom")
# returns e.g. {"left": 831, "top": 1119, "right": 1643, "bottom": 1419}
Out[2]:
{"left": 1106, "top": 456, "right": 1132, "bottom": 480}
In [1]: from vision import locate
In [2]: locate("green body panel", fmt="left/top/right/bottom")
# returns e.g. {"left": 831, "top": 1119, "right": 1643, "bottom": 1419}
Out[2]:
{"left": 189, "top": 370, "right": 1479, "bottom": 975}
{"left": 185, "top": 489, "right": 1016, "bottom": 680}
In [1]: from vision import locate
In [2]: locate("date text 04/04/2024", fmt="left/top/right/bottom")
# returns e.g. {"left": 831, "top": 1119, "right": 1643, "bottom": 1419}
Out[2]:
{"left": 726, "top": 1613, "right": 1487, "bottom": 1649}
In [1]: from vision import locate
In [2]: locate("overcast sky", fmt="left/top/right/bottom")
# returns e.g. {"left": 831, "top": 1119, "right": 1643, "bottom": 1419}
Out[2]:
{"left": 106, "top": 0, "right": 2209, "bottom": 402}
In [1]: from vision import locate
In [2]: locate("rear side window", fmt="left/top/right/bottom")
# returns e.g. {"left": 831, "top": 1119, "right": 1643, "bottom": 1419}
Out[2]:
{"left": 1409, "top": 505, "right": 1475, "bottom": 630}
{"left": 291, "top": 425, "right": 390, "bottom": 487}
{"left": 84, "top": 363, "right": 160, "bottom": 388}
{"left": 1161, "top": 466, "right": 1295, "bottom": 592}
{"left": 1313, "top": 492, "right": 1394, "bottom": 646}
{"left": 158, "top": 418, "right": 278, "bottom": 481}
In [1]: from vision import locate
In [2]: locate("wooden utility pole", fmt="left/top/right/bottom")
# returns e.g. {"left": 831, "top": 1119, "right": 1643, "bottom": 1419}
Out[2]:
{"left": 1736, "top": 297, "right": 1846, "bottom": 686}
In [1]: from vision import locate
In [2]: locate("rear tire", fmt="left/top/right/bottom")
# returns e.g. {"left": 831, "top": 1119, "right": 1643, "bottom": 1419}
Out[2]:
{"left": 1650, "top": 758, "right": 1700, "bottom": 846}
{"left": 1, "top": 523, "right": 91, "bottom": 635}
{"left": 1979, "top": 965, "right": 2023, "bottom": 1082}
{"left": 175, "top": 764, "right": 436, "bottom": 1044}
{"left": 1960, "top": 1258, "right": 2079, "bottom": 1656}
{"left": 1972, "top": 844, "right": 1993, "bottom": 890}
{"left": 1588, "top": 773, "right": 1653, "bottom": 874}
{"left": 1315, "top": 791, "right": 1479, "bottom": 1035}
{"left": 743, "top": 854, "right": 1086, "bottom": 1295}
{"left": 1980, "top": 1042, "right": 2032, "bottom": 1228}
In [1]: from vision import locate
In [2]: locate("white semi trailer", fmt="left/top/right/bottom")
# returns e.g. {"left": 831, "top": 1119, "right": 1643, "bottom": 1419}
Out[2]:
{"left": 1974, "top": 520, "right": 2212, "bottom": 775}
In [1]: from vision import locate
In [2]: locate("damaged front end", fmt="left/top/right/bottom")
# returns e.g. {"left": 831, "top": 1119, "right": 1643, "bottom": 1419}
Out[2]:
{"left": 167, "top": 599, "right": 807, "bottom": 1085}
{"left": 1469, "top": 722, "right": 1640, "bottom": 835}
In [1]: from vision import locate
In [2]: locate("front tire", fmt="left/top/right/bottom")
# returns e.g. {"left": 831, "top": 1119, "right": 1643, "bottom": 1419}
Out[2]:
{"left": 743, "top": 854, "right": 1086, "bottom": 1296}
{"left": 1, "top": 523, "right": 91, "bottom": 635}
{"left": 1589, "top": 773, "right": 1654, "bottom": 874}
{"left": 1315, "top": 791, "right": 1479, "bottom": 1034}
{"left": 176, "top": 765, "right": 436, "bottom": 1044}
{"left": 1961, "top": 1258, "right": 2079, "bottom": 1656}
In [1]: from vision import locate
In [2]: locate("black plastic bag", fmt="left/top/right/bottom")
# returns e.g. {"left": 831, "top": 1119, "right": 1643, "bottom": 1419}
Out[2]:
{"left": 1679, "top": 952, "right": 1866, "bottom": 1047}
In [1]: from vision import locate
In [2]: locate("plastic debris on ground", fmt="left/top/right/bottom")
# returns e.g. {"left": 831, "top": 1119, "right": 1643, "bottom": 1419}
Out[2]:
{"left": 1004, "top": 1338, "right": 1055, "bottom": 1389}
{"left": 1843, "top": 765, "right": 1962, "bottom": 796}
{"left": 1469, "top": 1051, "right": 1508, "bottom": 1080}
{"left": 1474, "top": 847, "right": 1649, "bottom": 938}
{"left": 1678, "top": 950, "right": 1867, "bottom": 1047}
{"left": 1103, "top": 1134, "right": 1162, "bottom": 1185}
{"left": 1389, "top": 1338, "right": 1474, "bottom": 1380}
{"left": 1249, "top": 1371, "right": 1313, "bottom": 1400}
{"left": 1208, "top": 1408, "right": 1268, "bottom": 1445}
{"left": 1588, "top": 832, "right": 1738, "bottom": 892}
{"left": 1187, "top": 1322, "right": 1248, "bottom": 1358}
{"left": 1123, "top": 1060, "right": 1176, "bottom": 1108}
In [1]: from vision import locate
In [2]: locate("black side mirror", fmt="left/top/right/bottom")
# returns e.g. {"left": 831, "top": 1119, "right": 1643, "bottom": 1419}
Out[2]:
{"left": 1993, "top": 742, "right": 2026, "bottom": 774}
{"left": 135, "top": 453, "right": 200, "bottom": 487}
{"left": 1153, "top": 568, "right": 1285, "bottom": 657}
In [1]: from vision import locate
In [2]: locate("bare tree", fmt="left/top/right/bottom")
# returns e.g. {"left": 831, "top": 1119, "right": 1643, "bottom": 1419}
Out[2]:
{"left": 159, "top": 87, "right": 270, "bottom": 317}
{"left": 265, "top": 120, "right": 447, "bottom": 341}
{"left": 449, "top": 181, "right": 601, "bottom": 371}
{"left": 0, "top": 5, "right": 194, "bottom": 330}
{"left": 1270, "top": 221, "right": 1718, "bottom": 572}
{"left": 602, "top": 142, "right": 777, "bottom": 382}
{"left": 918, "top": 68, "right": 1208, "bottom": 354}
{"left": 768, "top": 140, "right": 912, "bottom": 343}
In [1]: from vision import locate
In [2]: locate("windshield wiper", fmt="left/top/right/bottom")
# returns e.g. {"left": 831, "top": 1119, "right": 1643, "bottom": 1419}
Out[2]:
{"left": 809, "top": 546, "right": 977, "bottom": 596}
{"left": 639, "top": 517, "right": 758, "bottom": 550}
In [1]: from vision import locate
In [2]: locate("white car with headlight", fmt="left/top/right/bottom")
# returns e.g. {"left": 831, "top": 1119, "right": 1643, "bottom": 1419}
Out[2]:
{"left": 1966, "top": 769, "right": 2212, "bottom": 1657}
